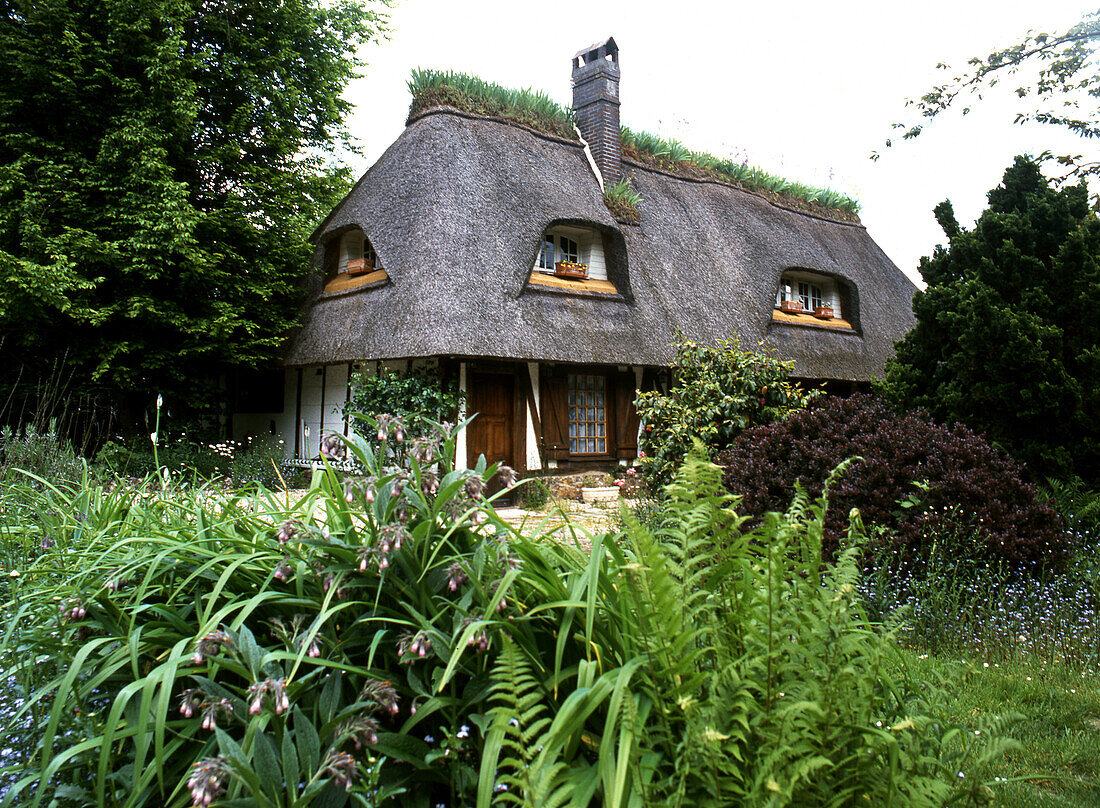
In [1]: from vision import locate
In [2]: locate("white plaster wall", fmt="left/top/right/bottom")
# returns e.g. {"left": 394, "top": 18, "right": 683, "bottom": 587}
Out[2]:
{"left": 322, "top": 364, "right": 349, "bottom": 438}
{"left": 584, "top": 235, "right": 607, "bottom": 281}
{"left": 525, "top": 362, "right": 541, "bottom": 470}
{"left": 298, "top": 367, "right": 325, "bottom": 459}
{"left": 456, "top": 361, "right": 468, "bottom": 470}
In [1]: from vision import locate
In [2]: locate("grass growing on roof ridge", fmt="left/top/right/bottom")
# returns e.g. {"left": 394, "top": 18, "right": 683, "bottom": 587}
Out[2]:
{"left": 408, "top": 68, "right": 577, "bottom": 140}
{"left": 621, "top": 125, "right": 861, "bottom": 216}
{"left": 407, "top": 69, "right": 859, "bottom": 217}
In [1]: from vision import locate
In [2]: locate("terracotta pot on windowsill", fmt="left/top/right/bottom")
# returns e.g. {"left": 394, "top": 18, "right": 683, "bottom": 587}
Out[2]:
{"left": 346, "top": 258, "right": 373, "bottom": 276}
{"left": 554, "top": 261, "right": 588, "bottom": 280}
{"left": 813, "top": 305, "right": 835, "bottom": 320}
{"left": 779, "top": 299, "right": 803, "bottom": 314}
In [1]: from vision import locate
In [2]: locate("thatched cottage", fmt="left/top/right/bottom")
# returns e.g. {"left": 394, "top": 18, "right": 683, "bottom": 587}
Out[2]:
{"left": 233, "top": 38, "right": 917, "bottom": 474}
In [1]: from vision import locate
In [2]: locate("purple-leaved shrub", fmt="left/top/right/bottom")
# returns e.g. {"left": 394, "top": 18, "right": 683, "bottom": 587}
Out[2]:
{"left": 717, "top": 394, "right": 1068, "bottom": 568}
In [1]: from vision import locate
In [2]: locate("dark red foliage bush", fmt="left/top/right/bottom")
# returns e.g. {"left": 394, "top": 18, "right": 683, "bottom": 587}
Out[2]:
{"left": 716, "top": 394, "right": 1068, "bottom": 568}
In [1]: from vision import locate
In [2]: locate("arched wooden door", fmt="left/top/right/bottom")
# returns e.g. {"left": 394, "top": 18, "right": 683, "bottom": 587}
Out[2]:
{"left": 466, "top": 372, "right": 515, "bottom": 473}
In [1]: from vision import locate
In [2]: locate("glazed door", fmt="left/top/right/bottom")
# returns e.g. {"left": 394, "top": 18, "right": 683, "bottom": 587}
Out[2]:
{"left": 467, "top": 373, "right": 515, "bottom": 470}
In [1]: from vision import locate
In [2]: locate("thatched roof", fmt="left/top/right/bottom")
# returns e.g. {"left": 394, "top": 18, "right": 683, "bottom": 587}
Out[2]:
{"left": 286, "top": 108, "right": 916, "bottom": 381}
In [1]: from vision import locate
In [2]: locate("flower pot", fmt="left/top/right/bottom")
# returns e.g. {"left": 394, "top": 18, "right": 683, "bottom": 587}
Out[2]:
{"left": 813, "top": 305, "right": 835, "bottom": 320}
{"left": 346, "top": 258, "right": 373, "bottom": 276}
{"left": 555, "top": 261, "right": 588, "bottom": 280}
{"left": 581, "top": 486, "right": 619, "bottom": 504}
{"left": 780, "top": 299, "right": 803, "bottom": 314}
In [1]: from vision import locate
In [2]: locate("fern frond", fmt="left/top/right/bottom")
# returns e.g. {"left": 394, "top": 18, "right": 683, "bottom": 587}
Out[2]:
{"left": 483, "top": 636, "right": 570, "bottom": 808}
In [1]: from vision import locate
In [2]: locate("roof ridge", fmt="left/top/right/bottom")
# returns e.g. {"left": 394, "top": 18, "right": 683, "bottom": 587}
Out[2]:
{"left": 621, "top": 158, "right": 865, "bottom": 228}
{"left": 406, "top": 105, "right": 583, "bottom": 148}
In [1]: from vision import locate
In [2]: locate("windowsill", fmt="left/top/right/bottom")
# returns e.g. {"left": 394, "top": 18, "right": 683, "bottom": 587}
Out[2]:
{"left": 529, "top": 271, "right": 617, "bottom": 293}
{"left": 526, "top": 272, "right": 624, "bottom": 301}
{"left": 323, "top": 269, "right": 389, "bottom": 294}
{"left": 770, "top": 310, "right": 856, "bottom": 331}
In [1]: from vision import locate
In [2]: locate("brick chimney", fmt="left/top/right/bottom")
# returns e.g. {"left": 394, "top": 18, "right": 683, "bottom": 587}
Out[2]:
{"left": 572, "top": 37, "right": 620, "bottom": 187}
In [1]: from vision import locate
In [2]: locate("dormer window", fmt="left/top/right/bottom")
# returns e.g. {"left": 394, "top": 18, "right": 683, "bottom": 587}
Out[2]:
{"left": 775, "top": 270, "right": 840, "bottom": 318}
{"left": 338, "top": 230, "right": 381, "bottom": 275}
{"left": 525, "top": 222, "right": 630, "bottom": 300}
{"left": 536, "top": 230, "right": 589, "bottom": 274}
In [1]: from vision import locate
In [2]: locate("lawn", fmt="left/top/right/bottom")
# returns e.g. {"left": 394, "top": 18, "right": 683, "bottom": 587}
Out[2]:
{"left": 893, "top": 651, "right": 1100, "bottom": 807}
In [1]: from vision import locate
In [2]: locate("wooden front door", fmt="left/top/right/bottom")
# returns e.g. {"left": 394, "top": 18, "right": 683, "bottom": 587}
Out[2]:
{"left": 467, "top": 372, "right": 515, "bottom": 471}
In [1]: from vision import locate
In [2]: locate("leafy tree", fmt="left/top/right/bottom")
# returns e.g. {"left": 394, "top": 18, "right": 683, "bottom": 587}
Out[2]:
{"left": 878, "top": 9, "right": 1100, "bottom": 184}
{"left": 635, "top": 336, "right": 816, "bottom": 489}
{"left": 0, "top": 0, "right": 390, "bottom": 431}
{"left": 882, "top": 156, "right": 1100, "bottom": 482}
{"left": 345, "top": 366, "right": 464, "bottom": 460}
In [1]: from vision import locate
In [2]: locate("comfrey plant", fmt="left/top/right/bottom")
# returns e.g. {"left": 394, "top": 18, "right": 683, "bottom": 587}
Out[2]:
{"left": 0, "top": 416, "right": 521, "bottom": 807}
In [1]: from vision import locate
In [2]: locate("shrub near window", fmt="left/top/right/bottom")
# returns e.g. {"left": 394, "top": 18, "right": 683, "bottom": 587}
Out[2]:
{"left": 346, "top": 367, "right": 463, "bottom": 458}
{"left": 717, "top": 394, "right": 1068, "bottom": 568}
{"left": 635, "top": 337, "right": 815, "bottom": 490}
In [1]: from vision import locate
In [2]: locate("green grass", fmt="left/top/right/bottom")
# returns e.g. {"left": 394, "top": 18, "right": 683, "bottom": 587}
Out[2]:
{"left": 602, "top": 176, "right": 642, "bottom": 223}
{"left": 621, "top": 125, "right": 861, "bottom": 215}
{"left": 408, "top": 68, "right": 577, "bottom": 140}
{"left": 896, "top": 650, "right": 1100, "bottom": 807}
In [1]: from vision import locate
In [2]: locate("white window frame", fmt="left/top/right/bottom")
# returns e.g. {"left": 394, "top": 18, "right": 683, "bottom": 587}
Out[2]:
{"left": 538, "top": 236, "right": 555, "bottom": 270}
{"left": 560, "top": 236, "right": 579, "bottom": 264}
{"left": 534, "top": 227, "right": 591, "bottom": 273}
{"left": 337, "top": 230, "right": 381, "bottom": 274}
{"left": 775, "top": 270, "right": 840, "bottom": 317}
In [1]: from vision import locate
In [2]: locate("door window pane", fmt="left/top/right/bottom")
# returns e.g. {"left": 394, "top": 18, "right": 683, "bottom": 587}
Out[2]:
{"left": 567, "top": 374, "right": 607, "bottom": 454}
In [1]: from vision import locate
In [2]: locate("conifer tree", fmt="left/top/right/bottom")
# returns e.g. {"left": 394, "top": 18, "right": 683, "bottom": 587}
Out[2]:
{"left": 883, "top": 156, "right": 1100, "bottom": 482}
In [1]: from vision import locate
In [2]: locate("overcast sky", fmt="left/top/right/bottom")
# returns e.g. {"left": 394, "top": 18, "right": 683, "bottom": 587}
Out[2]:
{"left": 341, "top": 0, "right": 1098, "bottom": 287}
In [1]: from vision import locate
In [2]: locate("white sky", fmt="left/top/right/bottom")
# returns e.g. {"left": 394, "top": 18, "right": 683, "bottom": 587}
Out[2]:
{"left": 341, "top": 0, "right": 1099, "bottom": 287}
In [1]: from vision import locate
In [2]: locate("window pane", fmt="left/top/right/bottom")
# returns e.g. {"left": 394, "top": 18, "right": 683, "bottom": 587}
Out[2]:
{"left": 540, "top": 237, "right": 555, "bottom": 269}
{"left": 562, "top": 237, "right": 579, "bottom": 263}
{"left": 567, "top": 374, "right": 607, "bottom": 453}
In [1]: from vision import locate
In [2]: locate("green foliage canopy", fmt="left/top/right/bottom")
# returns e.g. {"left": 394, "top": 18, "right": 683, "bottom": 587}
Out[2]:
{"left": 882, "top": 156, "right": 1100, "bottom": 482}
{"left": 345, "top": 366, "right": 464, "bottom": 458}
{"left": 636, "top": 337, "right": 816, "bottom": 489}
{"left": 879, "top": 9, "right": 1100, "bottom": 184}
{"left": 0, "top": 0, "right": 390, "bottom": 424}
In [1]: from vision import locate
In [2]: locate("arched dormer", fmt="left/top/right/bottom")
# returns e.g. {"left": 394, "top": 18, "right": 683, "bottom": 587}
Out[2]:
{"left": 335, "top": 229, "right": 382, "bottom": 275}
{"left": 772, "top": 269, "right": 858, "bottom": 331}
{"left": 524, "top": 221, "right": 631, "bottom": 301}
{"left": 533, "top": 224, "right": 608, "bottom": 280}
{"left": 322, "top": 227, "right": 388, "bottom": 293}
